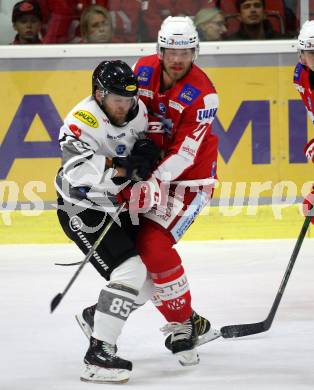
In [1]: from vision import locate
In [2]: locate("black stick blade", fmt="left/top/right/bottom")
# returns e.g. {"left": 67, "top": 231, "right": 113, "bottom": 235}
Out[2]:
{"left": 220, "top": 322, "right": 267, "bottom": 338}
{"left": 50, "top": 293, "right": 63, "bottom": 313}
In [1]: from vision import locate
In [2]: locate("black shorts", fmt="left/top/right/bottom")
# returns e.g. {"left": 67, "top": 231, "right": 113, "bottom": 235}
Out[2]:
{"left": 57, "top": 198, "right": 138, "bottom": 280}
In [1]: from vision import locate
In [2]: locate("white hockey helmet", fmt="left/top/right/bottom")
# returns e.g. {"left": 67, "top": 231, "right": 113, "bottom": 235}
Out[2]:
{"left": 298, "top": 20, "right": 314, "bottom": 51}
{"left": 157, "top": 16, "right": 199, "bottom": 59}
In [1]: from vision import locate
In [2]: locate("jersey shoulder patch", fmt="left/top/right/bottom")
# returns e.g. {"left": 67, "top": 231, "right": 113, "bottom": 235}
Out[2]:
{"left": 137, "top": 65, "right": 154, "bottom": 86}
{"left": 294, "top": 63, "right": 305, "bottom": 83}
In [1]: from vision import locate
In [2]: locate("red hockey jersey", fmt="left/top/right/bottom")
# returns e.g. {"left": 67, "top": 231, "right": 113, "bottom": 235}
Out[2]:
{"left": 293, "top": 62, "right": 314, "bottom": 162}
{"left": 134, "top": 54, "right": 219, "bottom": 182}
{"left": 293, "top": 62, "right": 314, "bottom": 123}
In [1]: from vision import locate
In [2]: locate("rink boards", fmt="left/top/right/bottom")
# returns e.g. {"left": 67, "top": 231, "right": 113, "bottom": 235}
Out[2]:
{"left": 1, "top": 204, "right": 313, "bottom": 244}
{"left": 0, "top": 42, "right": 313, "bottom": 242}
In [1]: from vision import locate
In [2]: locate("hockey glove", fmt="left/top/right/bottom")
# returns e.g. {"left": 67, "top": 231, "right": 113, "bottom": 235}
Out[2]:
{"left": 131, "top": 138, "right": 161, "bottom": 168}
{"left": 117, "top": 175, "right": 161, "bottom": 212}
{"left": 304, "top": 138, "right": 314, "bottom": 163}
{"left": 303, "top": 186, "right": 314, "bottom": 224}
{"left": 112, "top": 155, "right": 151, "bottom": 182}
{"left": 113, "top": 139, "right": 161, "bottom": 182}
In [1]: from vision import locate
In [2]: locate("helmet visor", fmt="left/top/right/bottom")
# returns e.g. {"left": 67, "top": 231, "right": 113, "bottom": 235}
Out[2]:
{"left": 104, "top": 93, "right": 138, "bottom": 108}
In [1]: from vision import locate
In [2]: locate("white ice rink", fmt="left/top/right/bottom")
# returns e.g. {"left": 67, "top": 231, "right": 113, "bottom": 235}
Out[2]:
{"left": 1, "top": 239, "right": 313, "bottom": 390}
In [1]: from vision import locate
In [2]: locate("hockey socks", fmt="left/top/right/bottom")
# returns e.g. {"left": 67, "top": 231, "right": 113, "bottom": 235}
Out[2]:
{"left": 151, "top": 265, "right": 192, "bottom": 323}
{"left": 92, "top": 282, "right": 138, "bottom": 345}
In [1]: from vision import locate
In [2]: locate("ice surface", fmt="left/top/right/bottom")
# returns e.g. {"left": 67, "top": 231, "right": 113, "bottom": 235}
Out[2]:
{"left": 0, "top": 239, "right": 313, "bottom": 390}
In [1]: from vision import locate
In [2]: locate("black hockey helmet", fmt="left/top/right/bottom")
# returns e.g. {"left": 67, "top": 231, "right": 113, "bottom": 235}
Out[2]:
{"left": 92, "top": 60, "right": 139, "bottom": 125}
{"left": 92, "top": 60, "right": 138, "bottom": 98}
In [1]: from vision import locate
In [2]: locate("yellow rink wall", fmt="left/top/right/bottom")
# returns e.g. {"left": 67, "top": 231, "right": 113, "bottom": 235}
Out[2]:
{"left": 0, "top": 205, "right": 313, "bottom": 244}
{"left": 0, "top": 50, "right": 313, "bottom": 243}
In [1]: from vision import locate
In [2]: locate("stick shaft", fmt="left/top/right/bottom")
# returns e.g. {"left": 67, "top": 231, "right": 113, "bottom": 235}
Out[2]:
{"left": 220, "top": 215, "right": 311, "bottom": 338}
{"left": 50, "top": 203, "right": 125, "bottom": 312}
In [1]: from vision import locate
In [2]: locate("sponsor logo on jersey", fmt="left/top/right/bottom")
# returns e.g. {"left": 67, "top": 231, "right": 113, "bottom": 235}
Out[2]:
{"left": 116, "top": 144, "right": 126, "bottom": 155}
{"left": 167, "top": 38, "right": 190, "bottom": 46}
{"left": 125, "top": 84, "right": 137, "bottom": 92}
{"left": 181, "top": 145, "right": 197, "bottom": 158}
{"left": 294, "top": 63, "right": 303, "bottom": 82}
{"left": 196, "top": 107, "right": 218, "bottom": 122}
{"left": 73, "top": 110, "right": 98, "bottom": 128}
{"left": 178, "top": 136, "right": 199, "bottom": 161}
{"left": 159, "top": 102, "right": 167, "bottom": 115}
{"left": 139, "top": 88, "right": 154, "bottom": 99}
{"left": 178, "top": 84, "right": 201, "bottom": 105}
{"left": 169, "top": 100, "right": 184, "bottom": 113}
{"left": 107, "top": 132, "right": 126, "bottom": 140}
{"left": 137, "top": 66, "right": 153, "bottom": 86}
{"left": 69, "top": 124, "right": 82, "bottom": 138}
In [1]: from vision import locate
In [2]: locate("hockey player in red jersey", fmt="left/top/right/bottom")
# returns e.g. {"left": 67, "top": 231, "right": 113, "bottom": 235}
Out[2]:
{"left": 132, "top": 16, "right": 220, "bottom": 365}
{"left": 293, "top": 20, "right": 314, "bottom": 224}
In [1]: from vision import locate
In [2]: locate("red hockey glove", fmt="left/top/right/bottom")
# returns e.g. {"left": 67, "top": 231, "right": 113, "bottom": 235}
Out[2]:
{"left": 304, "top": 138, "right": 314, "bottom": 162}
{"left": 303, "top": 186, "right": 314, "bottom": 224}
{"left": 117, "top": 176, "right": 161, "bottom": 212}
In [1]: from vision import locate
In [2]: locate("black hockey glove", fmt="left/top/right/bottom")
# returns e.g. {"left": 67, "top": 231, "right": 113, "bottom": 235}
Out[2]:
{"left": 112, "top": 155, "right": 151, "bottom": 182}
{"left": 112, "top": 139, "right": 161, "bottom": 182}
{"left": 131, "top": 138, "right": 161, "bottom": 168}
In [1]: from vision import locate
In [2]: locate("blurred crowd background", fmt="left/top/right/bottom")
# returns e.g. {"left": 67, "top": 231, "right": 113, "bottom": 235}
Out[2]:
{"left": 0, "top": 0, "right": 308, "bottom": 45}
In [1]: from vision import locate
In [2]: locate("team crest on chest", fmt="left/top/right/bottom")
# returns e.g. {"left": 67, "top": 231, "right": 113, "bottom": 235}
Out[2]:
{"left": 115, "top": 144, "right": 126, "bottom": 155}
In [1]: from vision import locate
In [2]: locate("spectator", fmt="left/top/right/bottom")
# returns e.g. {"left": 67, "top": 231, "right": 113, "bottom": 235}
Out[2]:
{"left": 140, "top": 0, "right": 214, "bottom": 42}
{"left": 284, "top": 0, "right": 298, "bottom": 37}
{"left": 106, "top": 0, "right": 142, "bottom": 42}
{"left": 194, "top": 7, "right": 227, "bottom": 41}
{"left": 41, "top": 0, "right": 142, "bottom": 43}
{"left": 80, "top": 5, "right": 112, "bottom": 43}
{"left": 227, "top": 0, "right": 284, "bottom": 40}
{"left": 11, "top": 0, "right": 43, "bottom": 44}
{"left": 42, "top": 0, "right": 108, "bottom": 43}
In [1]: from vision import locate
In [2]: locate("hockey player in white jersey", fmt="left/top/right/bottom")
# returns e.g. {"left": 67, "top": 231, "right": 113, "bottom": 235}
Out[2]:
{"left": 55, "top": 60, "right": 161, "bottom": 384}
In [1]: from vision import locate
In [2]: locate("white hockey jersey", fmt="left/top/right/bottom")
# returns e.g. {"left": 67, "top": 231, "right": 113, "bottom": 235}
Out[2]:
{"left": 55, "top": 95, "right": 148, "bottom": 209}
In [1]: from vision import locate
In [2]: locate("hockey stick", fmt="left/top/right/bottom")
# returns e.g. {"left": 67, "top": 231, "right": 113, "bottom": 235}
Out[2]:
{"left": 220, "top": 214, "right": 312, "bottom": 338}
{"left": 50, "top": 202, "right": 126, "bottom": 313}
